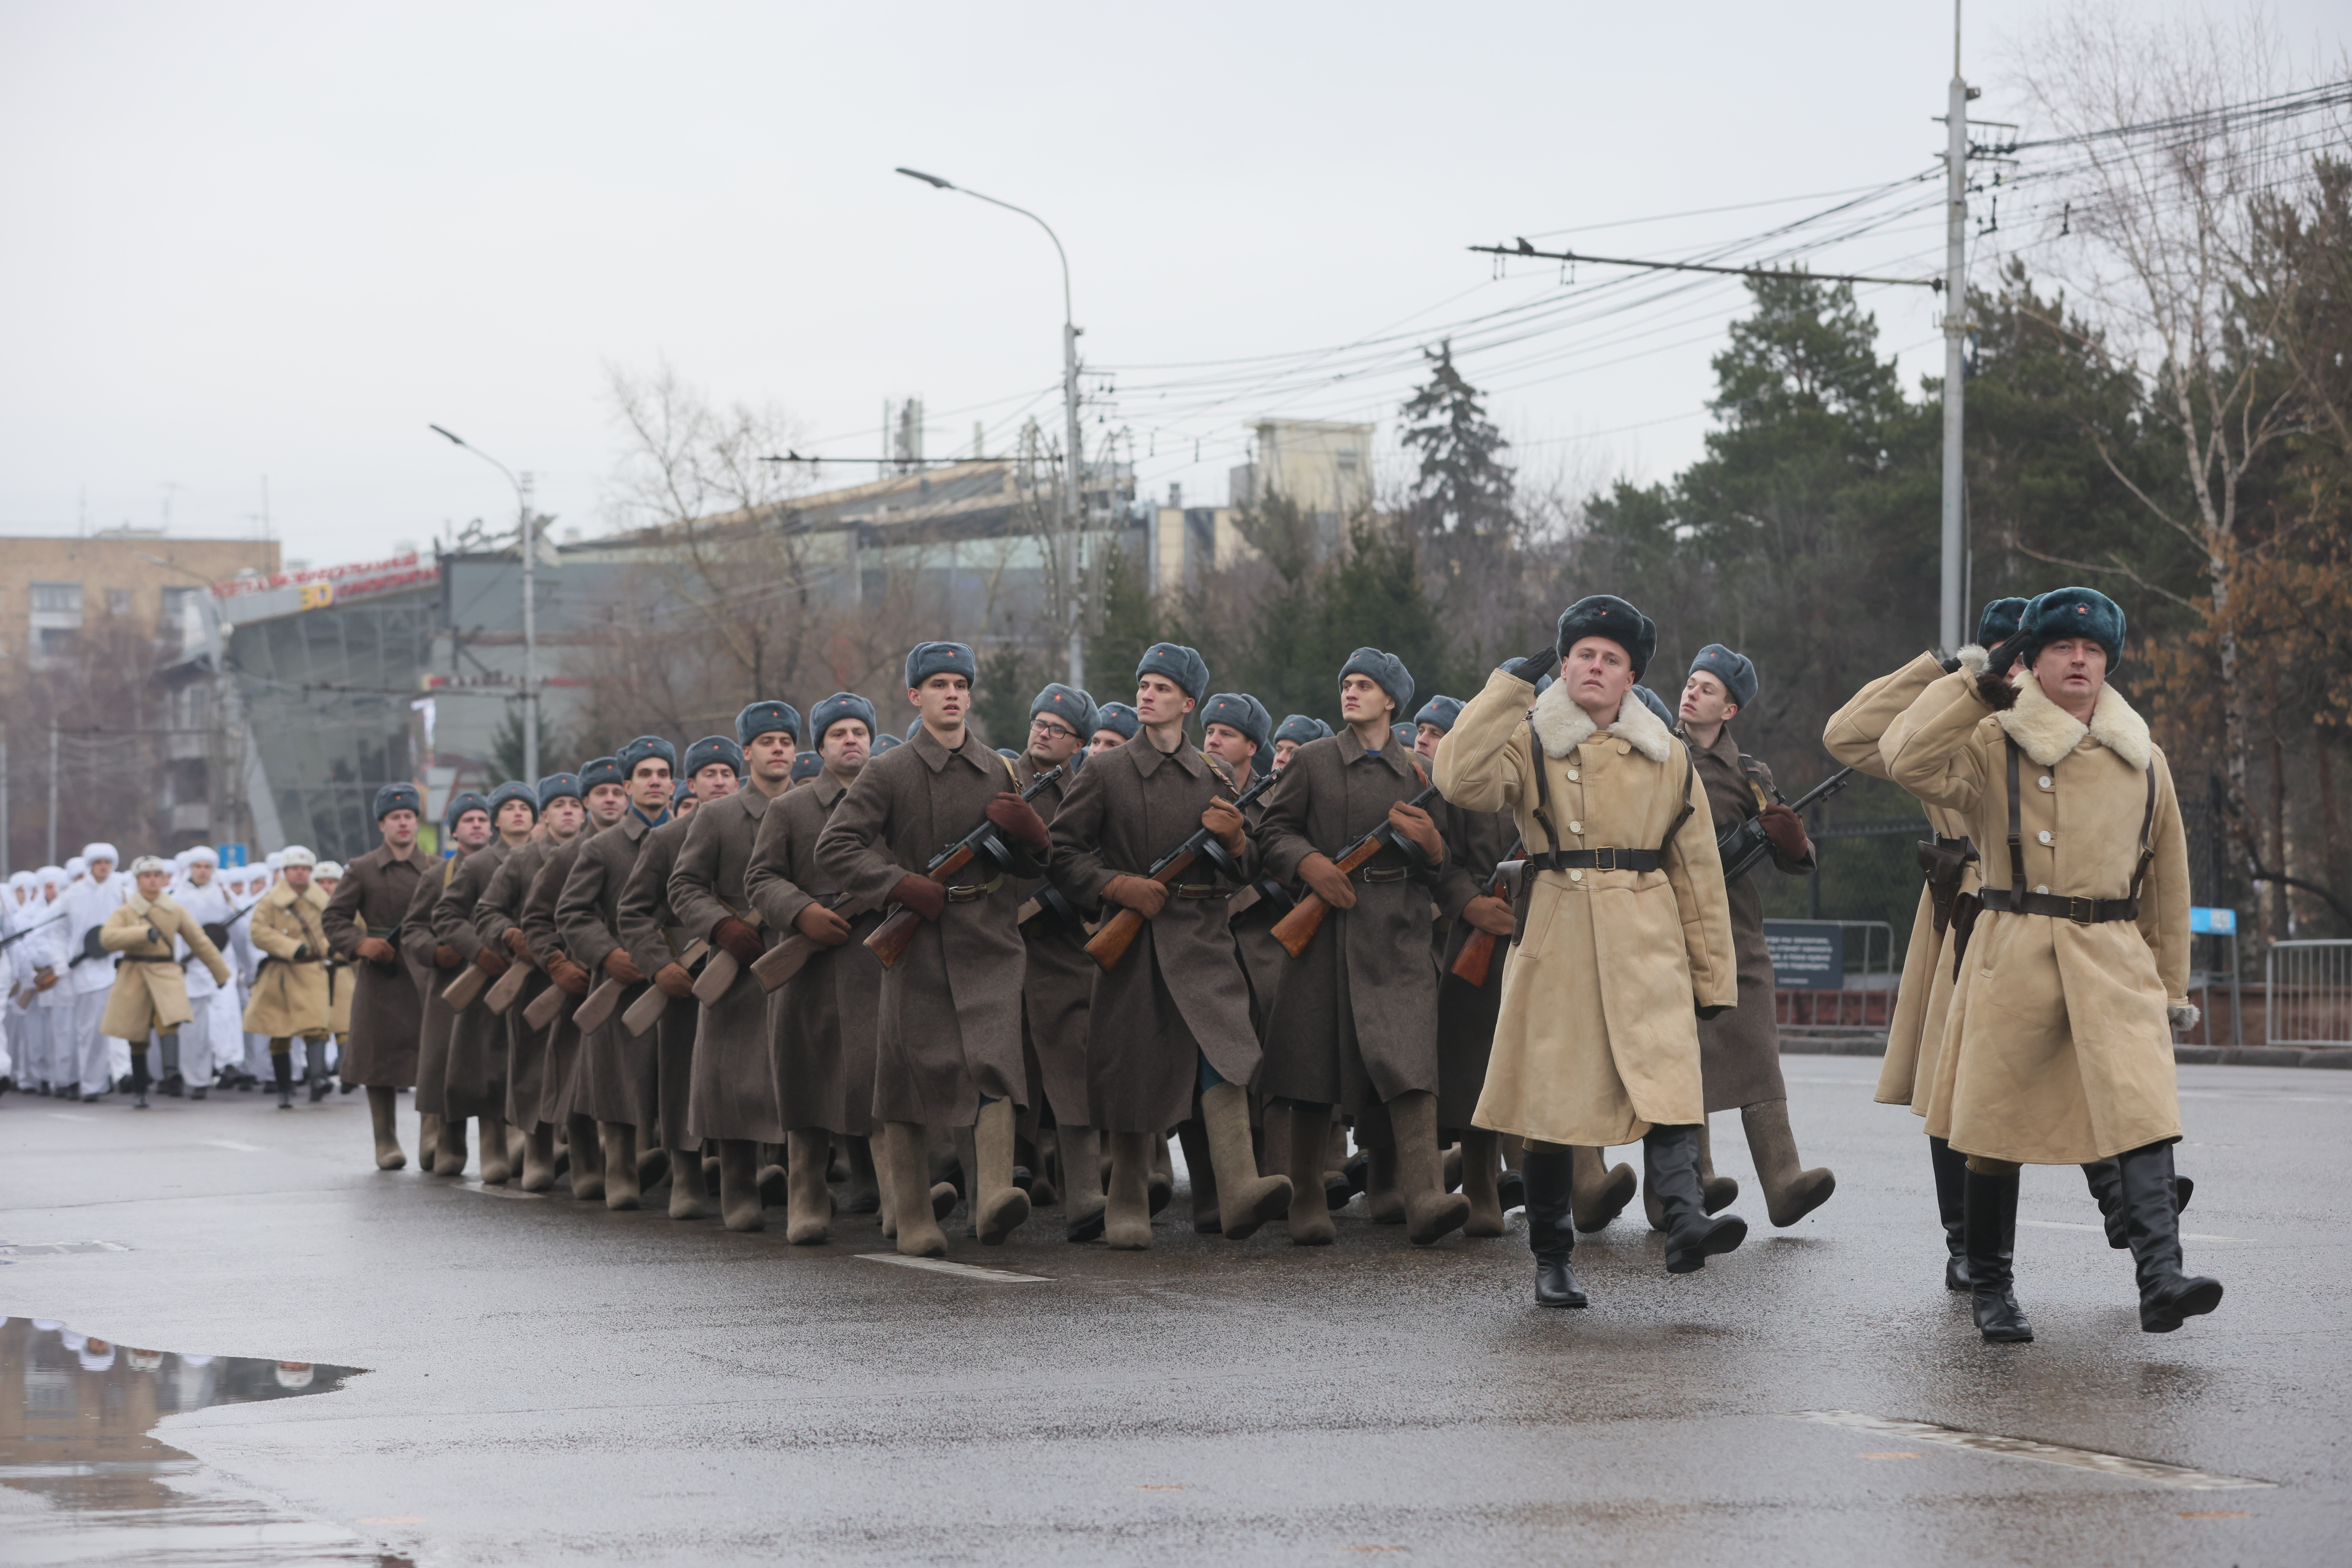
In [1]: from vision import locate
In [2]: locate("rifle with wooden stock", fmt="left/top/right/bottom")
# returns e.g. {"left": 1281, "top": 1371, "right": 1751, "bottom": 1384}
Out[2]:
{"left": 1082, "top": 770, "right": 1274, "bottom": 974}
{"left": 750, "top": 894, "right": 856, "bottom": 993}
{"left": 619, "top": 937, "right": 709, "bottom": 1035}
{"left": 1270, "top": 780, "right": 1444, "bottom": 959}
{"left": 1447, "top": 839, "right": 1524, "bottom": 988}
{"left": 1716, "top": 765, "right": 1855, "bottom": 883}
{"left": 864, "top": 765, "right": 1063, "bottom": 970}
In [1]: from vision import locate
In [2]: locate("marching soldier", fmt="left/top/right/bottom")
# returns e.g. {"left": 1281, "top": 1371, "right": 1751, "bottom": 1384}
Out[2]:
{"left": 1435, "top": 597, "right": 1744, "bottom": 1307}
{"left": 617, "top": 736, "right": 740, "bottom": 1218}
{"left": 1882, "top": 586, "right": 2216, "bottom": 1342}
{"left": 1088, "top": 702, "right": 1140, "bottom": 755}
{"left": 671, "top": 706, "right": 800, "bottom": 1231}
{"left": 1004, "top": 682, "right": 1100, "bottom": 1239}
{"left": 1675, "top": 645, "right": 1836, "bottom": 1228}
{"left": 815, "top": 641, "right": 1048, "bottom": 1257}
{"left": 324, "top": 783, "right": 436, "bottom": 1169}
{"left": 1051, "top": 646, "right": 1293, "bottom": 1248}
{"left": 1258, "top": 648, "right": 1468, "bottom": 1247}
{"left": 1195, "top": 690, "right": 1276, "bottom": 1231}
{"left": 168, "top": 847, "right": 237, "bottom": 1099}
{"left": 1417, "top": 693, "right": 1521, "bottom": 1237}
{"left": 430, "top": 785, "right": 534, "bottom": 1180}
{"left": 746, "top": 692, "right": 889, "bottom": 1242}
{"left": 402, "top": 792, "right": 490, "bottom": 1169}
{"left": 60, "top": 844, "right": 125, "bottom": 1103}
{"left": 1270, "top": 714, "right": 1329, "bottom": 773}
{"left": 242, "top": 847, "right": 335, "bottom": 1108}
{"left": 313, "top": 861, "right": 353, "bottom": 1086}
{"left": 476, "top": 773, "right": 584, "bottom": 1191}
{"left": 100, "top": 856, "right": 231, "bottom": 1109}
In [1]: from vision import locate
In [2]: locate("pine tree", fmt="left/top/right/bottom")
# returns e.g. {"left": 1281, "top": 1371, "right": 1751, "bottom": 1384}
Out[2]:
{"left": 1400, "top": 339, "right": 1516, "bottom": 541}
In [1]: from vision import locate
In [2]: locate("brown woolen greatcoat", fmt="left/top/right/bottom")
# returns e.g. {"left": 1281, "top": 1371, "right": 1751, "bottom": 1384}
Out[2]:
{"left": 1255, "top": 727, "right": 1446, "bottom": 1112}
{"left": 1824, "top": 650, "right": 1979, "bottom": 1114}
{"left": 669, "top": 786, "right": 787, "bottom": 1145}
{"left": 1432, "top": 797, "right": 1517, "bottom": 1133}
{"left": 240, "top": 881, "right": 333, "bottom": 1038}
{"left": 522, "top": 831, "right": 599, "bottom": 1128}
{"left": 616, "top": 812, "right": 699, "bottom": 1150}
{"left": 398, "top": 852, "right": 464, "bottom": 1116}
{"left": 1048, "top": 737, "right": 1262, "bottom": 1136}
{"left": 477, "top": 836, "right": 557, "bottom": 1129}
{"left": 1882, "top": 669, "right": 2191, "bottom": 1165}
{"left": 814, "top": 726, "right": 1033, "bottom": 1127}
{"left": 745, "top": 771, "right": 884, "bottom": 1137}
{"left": 431, "top": 839, "right": 511, "bottom": 1121}
{"left": 1228, "top": 787, "right": 1287, "bottom": 1031}
{"left": 1434, "top": 669, "right": 1737, "bottom": 1148}
{"left": 1009, "top": 752, "right": 1091, "bottom": 1128}
{"left": 556, "top": 814, "right": 660, "bottom": 1130}
{"left": 1687, "top": 725, "right": 1814, "bottom": 1114}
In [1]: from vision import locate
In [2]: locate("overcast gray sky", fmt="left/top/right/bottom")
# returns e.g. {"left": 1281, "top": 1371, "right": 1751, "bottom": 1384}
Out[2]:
{"left": 2, "top": 1, "right": 2343, "bottom": 569}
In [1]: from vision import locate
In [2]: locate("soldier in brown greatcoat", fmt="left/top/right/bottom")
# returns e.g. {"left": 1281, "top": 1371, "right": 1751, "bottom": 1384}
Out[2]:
{"left": 746, "top": 692, "right": 888, "bottom": 1243}
{"left": 476, "top": 772, "right": 585, "bottom": 1193}
{"left": 400, "top": 792, "right": 490, "bottom": 1172}
{"left": 816, "top": 641, "right": 1048, "bottom": 1258}
{"left": 1257, "top": 648, "right": 1469, "bottom": 1248}
{"left": 617, "top": 738, "right": 739, "bottom": 1220}
{"left": 430, "top": 780, "right": 537, "bottom": 1182}
{"left": 1673, "top": 644, "right": 1835, "bottom": 1230}
{"left": 1193, "top": 690, "right": 1277, "bottom": 1232}
{"left": 323, "top": 783, "right": 436, "bottom": 1170}
{"left": 540, "top": 754, "right": 645, "bottom": 1205}
{"left": 1416, "top": 694, "right": 1522, "bottom": 1238}
{"left": 1006, "top": 681, "right": 1100, "bottom": 1239}
{"left": 1050, "top": 650, "right": 1293, "bottom": 1249}
{"left": 671, "top": 705, "right": 799, "bottom": 1232}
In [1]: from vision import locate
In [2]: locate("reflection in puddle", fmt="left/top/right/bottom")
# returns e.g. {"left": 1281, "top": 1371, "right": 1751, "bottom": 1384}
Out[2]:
{"left": 1, "top": 1316, "right": 401, "bottom": 1565}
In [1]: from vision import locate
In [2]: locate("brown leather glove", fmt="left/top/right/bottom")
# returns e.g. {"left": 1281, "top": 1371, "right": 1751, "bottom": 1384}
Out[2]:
{"left": 33, "top": 968, "right": 57, "bottom": 992}
{"left": 984, "top": 793, "right": 1051, "bottom": 854}
{"left": 891, "top": 874, "right": 946, "bottom": 922}
{"left": 504, "top": 927, "right": 530, "bottom": 959}
{"left": 547, "top": 955, "right": 591, "bottom": 995}
{"left": 794, "top": 902, "right": 854, "bottom": 946}
{"left": 1299, "top": 853, "right": 1357, "bottom": 910}
{"left": 1759, "top": 803, "right": 1811, "bottom": 862}
{"left": 434, "top": 943, "right": 463, "bottom": 969}
{"left": 1387, "top": 801, "right": 1442, "bottom": 865}
{"left": 712, "top": 916, "right": 764, "bottom": 965}
{"left": 472, "top": 947, "right": 509, "bottom": 977}
{"left": 601, "top": 947, "right": 644, "bottom": 984}
{"left": 1462, "top": 894, "right": 1515, "bottom": 937}
{"left": 355, "top": 937, "right": 396, "bottom": 965}
{"left": 1201, "top": 798, "right": 1246, "bottom": 857}
{"left": 653, "top": 962, "right": 696, "bottom": 999}
{"left": 1104, "top": 875, "right": 1169, "bottom": 919}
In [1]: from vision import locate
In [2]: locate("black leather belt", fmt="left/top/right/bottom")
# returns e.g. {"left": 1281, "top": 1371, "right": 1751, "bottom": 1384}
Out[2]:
{"left": 1174, "top": 884, "right": 1221, "bottom": 898}
{"left": 1976, "top": 887, "right": 2141, "bottom": 924}
{"left": 119, "top": 953, "right": 176, "bottom": 964}
{"left": 1528, "top": 848, "right": 1664, "bottom": 873}
{"left": 1356, "top": 865, "right": 1410, "bottom": 885}
{"left": 944, "top": 875, "right": 1004, "bottom": 904}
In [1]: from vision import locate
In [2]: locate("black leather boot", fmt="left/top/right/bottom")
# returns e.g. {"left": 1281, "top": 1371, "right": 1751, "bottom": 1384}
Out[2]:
{"left": 2085, "top": 1157, "right": 2193, "bottom": 1249}
{"left": 2118, "top": 1141, "right": 2223, "bottom": 1333}
{"left": 1521, "top": 1144, "right": 1585, "bottom": 1307}
{"left": 130, "top": 1052, "right": 151, "bottom": 1110}
{"left": 158, "top": 1033, "right": 183, "bottom": 1097}
{"left": 1930, "top": 1136, "right": 1971, "bottom": 1290}
{"left": 272, "top": 1052, "right": 294, "bottom": 1111}
{"left": 1644, "top": 1124, "right": 1746, "bottom": 1273}
{"left": 1964, "top": 1166, "right": 2032, "bottom": 1342}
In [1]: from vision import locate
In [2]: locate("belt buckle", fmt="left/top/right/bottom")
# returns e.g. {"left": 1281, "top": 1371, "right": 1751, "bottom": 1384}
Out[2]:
{"left": 2068, "top": 896, "right": 2095, "bottom": 925}
{"left": 1593, "top": 848, "right": 1616, "bottom": 872}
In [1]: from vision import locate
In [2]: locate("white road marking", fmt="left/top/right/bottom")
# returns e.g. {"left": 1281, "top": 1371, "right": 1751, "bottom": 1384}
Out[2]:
{"left": 201, "top": 1139, "right": 265, "bottom": 1153}
{"left": 458, "top": 1182, "right": 544, "bottom": 1200}
{"left": 2018, "top": 1218, "right": 2247, "bottom": 1242}
{"left": 0, "top": 1240, "right": 132, "bottom": 1257}
{"left": 1786, "top": 1411, "right": 2272, "bottom": 1491}
{"left": 858, "top": 1253, "right": 1050, "bottom": 1283}
{"left": 45, "top": 1112, "right": 95, "bottom": 1122}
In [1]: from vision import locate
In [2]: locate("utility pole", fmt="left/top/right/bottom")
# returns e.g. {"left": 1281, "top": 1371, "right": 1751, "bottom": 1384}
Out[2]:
{"left": 0, "top": 721, "right": 11, "bottom": 878}
{"left": 1939, "top": 0, "right": 1973, "bottom": 654}
{"left": 519, "top": 471, "right": 538, "bottom": 782}
{"left": 47, "top": 718, "right": 59, "bottom": 867}
{"left": 1063, "top": 317, "right": 1086, "bottom": 687}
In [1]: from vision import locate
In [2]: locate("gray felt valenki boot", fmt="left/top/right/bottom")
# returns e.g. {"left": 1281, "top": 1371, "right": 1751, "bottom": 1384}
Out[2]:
{"left": 785, "top": 1127, "right": 831, "bottom": 1244}
{"left": 668, "top": 1141, "right": 712, "bottom": 1219}
{"left": 884, "top": 1121, "right": 948, "bottom": 1258}
{"left": 1459, "top": 1127, "right": 1506, "bottom": 1238}
{"left": 519, "top": 1124, "right": 558, "bottom": 1192}
{"left": 1175, "top": 1117, "right": 1221, "bottom": 1234}
{"left": 1104, "top": 1130, "right": 1156, "bottom": 1250}
{"left": 1741, "top": 1099, "right": 1834, "bottom": 1226}
{"left": 566, "top": 1113, "right": 605, "bottom": 1201}
{"left": 717, "top": 1139, "right": 765, "bottom": 1232}
{"left": 972, "top": 1099, "right": 1033, "bottom": 1245}
{"left": 1202, "top": 1081, "right": 1291, "bottom": 1241}
{"left": 1059, "top": 1124, "right": 1106, "bottom": 1242}
{"left": 1570, "top": 1145, "right": 1637, "bottom": 1232}
{"left": 602, "top": 1122, "right": 643, "bottom": 1211}
{"left": 477, "top": 1116, "right": 515, "bottom": 1185}
{"left": 1391, "top": 1091, "right": 1470, "bottom": 1246}
{"left": 368, "top": 1087, "right": 408, "bottom": 1171}
{"left": 1283, "top": 1101, "right": 1337, "bottom": 1245}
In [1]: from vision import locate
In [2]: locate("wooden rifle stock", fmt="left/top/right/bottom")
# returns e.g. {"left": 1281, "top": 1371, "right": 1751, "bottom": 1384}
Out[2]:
{"left": 1270, "top": 782, "right": 1442, "bottom": 959}
{"left": 621, "top": 938, "right": 708, "bottom": 1035}
{"left": 522, "top": 974, "right": 570, "bottom": 1030}
{"left": 1447, "top": 844, "right": 1523, "bottom": 988}
{"left": 484, "top": 953, "right": 534, "bottom": 1014}
{"left": 752, "top": 896, "right": 856, "bottom": 992}
{"left": 572, "top": 975, "right": 624, "bottom": 1033}
{"left": 439, "top": 961, "right": 492, "bottom": 1010}
{"left": 1083, "top": 771, "right": 1274, "bottom": 974}
{"left": 863, "top": 765, "right": 1064, "bottom": 971}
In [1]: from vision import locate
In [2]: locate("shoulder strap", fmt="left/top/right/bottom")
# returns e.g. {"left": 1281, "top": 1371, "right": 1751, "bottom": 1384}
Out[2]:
{"left": 1525, "top": 715, "right": 1560, "bottom": 854}
{"left": 2129, "top": 762, "right": 2157, "bottom": 901}
{"left": 2005, "top": 737, "right": 2025, "bottom": 894}
{"left": 1657, "top": 746, "right": 1696, "bottom": 854}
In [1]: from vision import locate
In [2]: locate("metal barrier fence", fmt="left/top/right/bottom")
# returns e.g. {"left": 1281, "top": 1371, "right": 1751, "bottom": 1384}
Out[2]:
{"left": 1772, "top": 920, "right": 1899, "bottom": 1030}
{"left": 2265, "top": 940, "right": 2352, "bottom": 1046}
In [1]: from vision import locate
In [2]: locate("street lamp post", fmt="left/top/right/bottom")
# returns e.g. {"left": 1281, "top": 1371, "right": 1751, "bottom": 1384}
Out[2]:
{"left": 429, "top": 425, "right": 539, "bottom": 781}
{"left": 896, "top": 167, "right": 1087, "bottom": 688}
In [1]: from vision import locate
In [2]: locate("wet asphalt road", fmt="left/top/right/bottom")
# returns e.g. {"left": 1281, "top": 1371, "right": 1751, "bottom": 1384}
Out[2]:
{"left": 2, "top": 1060, "right": 2345, "bottom": 1567}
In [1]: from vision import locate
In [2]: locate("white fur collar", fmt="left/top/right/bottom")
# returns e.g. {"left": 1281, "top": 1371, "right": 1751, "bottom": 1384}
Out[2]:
{"left": 1530, "top": 680, "right": 1675, "bottom": 763}
{"left": 1954, "top": 643, "right": 1990, "bottom": 677}
{"left": 1995, "top": 671, "right": 2152, "bottom": 769}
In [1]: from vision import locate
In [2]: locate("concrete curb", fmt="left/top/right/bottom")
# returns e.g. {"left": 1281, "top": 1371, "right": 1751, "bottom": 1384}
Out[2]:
{"left": 1780, "top": 1032, "right": 2352, "bottom": 1069}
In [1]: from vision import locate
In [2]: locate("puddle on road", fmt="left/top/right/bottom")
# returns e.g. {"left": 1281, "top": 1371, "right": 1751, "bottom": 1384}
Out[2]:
{"left": 1, "top": 1316, "right": 403, "bottom": 1565}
